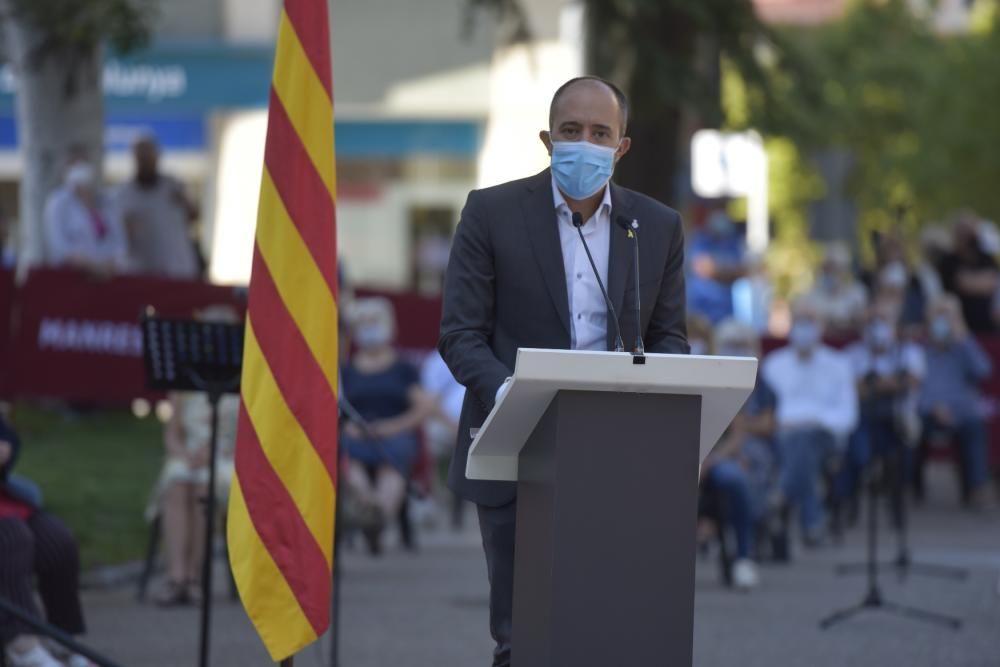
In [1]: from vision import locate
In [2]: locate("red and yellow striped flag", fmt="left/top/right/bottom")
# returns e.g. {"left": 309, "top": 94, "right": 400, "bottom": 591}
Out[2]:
{"left": 227, "top": 0, "right": 339, "bottom": 661}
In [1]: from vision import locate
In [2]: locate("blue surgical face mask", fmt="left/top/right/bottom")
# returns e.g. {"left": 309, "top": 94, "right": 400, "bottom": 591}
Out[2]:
{"left": 550, "top": 140, "right": 618, "bottom": 200}
{"left": 708, "top": 211, "right": 733, "bottom": 237}
{"left": 931, "top": 316, "right": 951, "bottom": 342}
{"left": 789, "top": 320, "right": 820, "bottom": 351}
{"left": 354, "top": 323, "right": 392, "bottom": 349}
{"left": 865, "top": 320, "right": 895, "bottom": 349}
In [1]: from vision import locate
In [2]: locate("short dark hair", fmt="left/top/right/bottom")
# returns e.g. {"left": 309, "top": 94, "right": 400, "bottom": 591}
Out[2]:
{"left": 548, "top": 76, "right": 629, "bottom": 135}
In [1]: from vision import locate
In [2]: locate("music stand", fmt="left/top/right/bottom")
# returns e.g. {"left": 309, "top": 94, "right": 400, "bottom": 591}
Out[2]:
{"left": 142, "top": 308, "right": 243, "bottom": 667}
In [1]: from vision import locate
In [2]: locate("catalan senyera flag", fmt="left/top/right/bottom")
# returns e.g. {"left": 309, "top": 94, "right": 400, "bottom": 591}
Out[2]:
{"left": 226, "top": 0, "right": 339, "bottom": 661}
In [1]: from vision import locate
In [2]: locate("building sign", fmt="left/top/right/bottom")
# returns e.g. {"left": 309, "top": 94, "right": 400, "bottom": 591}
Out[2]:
{"left": 0, "top": 42, "right": 274, "bottom": 114}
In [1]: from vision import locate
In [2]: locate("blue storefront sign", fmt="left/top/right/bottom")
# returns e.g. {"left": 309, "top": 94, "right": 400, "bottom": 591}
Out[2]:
{"left": 0, "top": 41, "right": 274, "bottom": 114}
{"left": 0, "top": 40, "right": 481, "bottom": 158}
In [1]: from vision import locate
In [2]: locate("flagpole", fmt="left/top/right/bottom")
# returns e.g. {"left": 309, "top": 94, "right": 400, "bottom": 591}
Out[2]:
{"left": 279, "top": 658, "right": 295, "bottom": 666}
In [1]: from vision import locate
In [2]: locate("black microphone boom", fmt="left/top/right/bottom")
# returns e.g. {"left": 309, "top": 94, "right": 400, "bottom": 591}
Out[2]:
{"left": 615, "top": 215, "right": 645, "bottom": 358}
{"left": 572, "top": 211, "right": 625, "bottom": 353}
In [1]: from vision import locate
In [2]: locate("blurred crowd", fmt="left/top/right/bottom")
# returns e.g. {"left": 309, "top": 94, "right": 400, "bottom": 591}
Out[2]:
{"left": 1, "top": 133, "right": 204, "bottom": 281}
{"left": 4, "top": 195, "right": 1000, "bottom": 664}
{"left": 688, "top": 209, "right": 1000, "bottom": 590}
{"left": 687, "top": 208, "right": 1000, "bottom": 337}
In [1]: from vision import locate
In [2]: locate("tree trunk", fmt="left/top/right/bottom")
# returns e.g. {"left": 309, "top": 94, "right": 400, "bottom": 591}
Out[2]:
{"left": 586, "top": 2, "right": 719, "bottom": 209}
{"left": 0, "top": 1, "right": 104, "bottom": 276}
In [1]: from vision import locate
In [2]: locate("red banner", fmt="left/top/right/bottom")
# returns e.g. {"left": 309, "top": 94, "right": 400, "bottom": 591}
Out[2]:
{"left": 8, "top": 269, "right": 246, "bottom": 404}
{"left": 0, "top": 269, "right": 15, "bottom": 397}
{"left": 0, "top": 271, "right": 444, "bottom": 405}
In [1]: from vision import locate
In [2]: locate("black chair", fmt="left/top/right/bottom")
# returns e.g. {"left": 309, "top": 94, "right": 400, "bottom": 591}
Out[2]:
{"left": 697, "top": 484, "right": 734, "bottom": 587}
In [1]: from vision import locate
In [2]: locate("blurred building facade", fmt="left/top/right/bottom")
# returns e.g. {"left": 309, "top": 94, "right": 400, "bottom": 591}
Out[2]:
{"left": 1, "top": 0, "right": 585, "bottom": 292}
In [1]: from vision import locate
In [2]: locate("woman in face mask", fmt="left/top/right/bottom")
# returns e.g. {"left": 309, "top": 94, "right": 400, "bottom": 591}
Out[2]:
{"left": 916, "top": 296, "right": 993, "bottom": 508}
{"left": 340, "top": 298, "right": 435, "bottom": 553}
{"left": 808, "top": 243, "right": 867, "bottom": 339}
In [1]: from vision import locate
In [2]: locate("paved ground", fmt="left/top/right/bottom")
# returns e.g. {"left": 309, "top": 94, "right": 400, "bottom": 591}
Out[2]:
{"left": 80, "top": 465, "right": 1000, "bottom": 667}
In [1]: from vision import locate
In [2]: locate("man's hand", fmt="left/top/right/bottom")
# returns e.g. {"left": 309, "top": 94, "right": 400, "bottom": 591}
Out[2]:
{"left": 691, "top": 255, "right": 717, "bottom": 280}
{"left": 0, "top": 440, "right": 11, "bottom": 466}
{"left": 343, "top": 422, "right": 364, "bottom": 440}
{"left": 932, "top": 404, "right": 954, "bottom": 426}
{"left": 185, "top": 448, "right": 210, "bottom": 470}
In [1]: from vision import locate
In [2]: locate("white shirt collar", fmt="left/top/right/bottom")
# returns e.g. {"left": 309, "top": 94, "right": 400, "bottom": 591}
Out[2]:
{"left": 551, "top": 175, "right": 612, "bottom": 225}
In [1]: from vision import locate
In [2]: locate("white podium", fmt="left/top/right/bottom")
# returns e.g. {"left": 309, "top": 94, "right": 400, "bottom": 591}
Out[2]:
{"left": 467, "top": 349, "right": 758, "bottom": 667}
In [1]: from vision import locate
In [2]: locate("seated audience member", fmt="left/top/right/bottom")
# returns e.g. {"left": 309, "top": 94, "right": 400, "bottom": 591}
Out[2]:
{"left": 0, "top": 414, "right": 94, "bottom": 667}
{"left": 686, "top": 210, "right": 747, "bottom": 325}
{"left": 149, "top": 306, "right": 240, "bottom": 606}
{"left": 763, "top": 297, "right": 858, "bottom": 545}
{"left": 340, "top": 298, "right": 434, "bottom": 553}
{"left": 702, "top": 320, "right": 778, "bottom": 589}
{"left": 420, "top": 351, "right": 466, "bottom": 528}
{"left": 865, "top": 230, "right": 930, "bottom": 332}
{"left": 731, "top": 252, "right": 773, "bottom": 335}
{"left": 918, "top": 296, "right": 993, "bottom": 508}
{"left": 838, "top": 301, "right": 925, "bottom": 526}
{"left": 807, "top": 243, "right": 867, "bottom": 339}
{"left": 936, "top": 212, "right": 999, "bottom": 334}
{"left": 43, "top": 164, "right": 127, "bottom": 276}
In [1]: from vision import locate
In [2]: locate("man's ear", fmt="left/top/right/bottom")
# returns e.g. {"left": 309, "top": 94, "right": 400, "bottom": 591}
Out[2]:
{"left": 539, "top": 130, "right": 553, "bottom": 156}
{"left": 614, "top": 136, "right": 632, "bottom": 164}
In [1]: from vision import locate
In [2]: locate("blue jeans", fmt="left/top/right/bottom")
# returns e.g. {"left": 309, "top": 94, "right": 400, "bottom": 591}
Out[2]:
{"left": 923, "top": 415, "right": 990, "bottom": 490}
{"left": 836, "top": 418, "right": 910, "bottom": 526}
{"left": 705, "top": 460, "right": 754, "bottom": 559}
{"left": 837, "top": 419, "right": 913, "bottom": 496}
{"left": 778, "top": 429, "right": 835, "bottom": 535}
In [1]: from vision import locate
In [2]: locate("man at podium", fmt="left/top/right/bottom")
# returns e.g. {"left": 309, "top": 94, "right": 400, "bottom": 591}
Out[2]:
{"left": 439, "top": 76, "right": 689, "bottom": 667}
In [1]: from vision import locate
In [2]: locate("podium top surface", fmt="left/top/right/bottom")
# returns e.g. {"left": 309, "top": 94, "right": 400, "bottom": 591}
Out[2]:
{"left": 466, "top": 349, "right": 758, "bottom": 482}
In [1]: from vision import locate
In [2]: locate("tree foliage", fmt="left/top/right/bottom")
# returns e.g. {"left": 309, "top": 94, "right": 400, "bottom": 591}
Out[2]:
{"left": 735, "top": 0, "right": 1000, "bottom": 239}
{"left": 586, "top": 0, "right": 774, "bottom": 204}
{"left": 8, "top": 0, "right": 155, "bottom": 58}
{"left": 466, "top": 0, "right": 779, "bottom": 205}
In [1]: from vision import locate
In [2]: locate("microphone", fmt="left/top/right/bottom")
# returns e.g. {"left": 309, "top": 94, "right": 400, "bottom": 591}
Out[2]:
{"left": 572, "top": 211, "right": 625, "bottom": 353}
{"left": 615, "top": 215, "right": 645, "bottom": 359}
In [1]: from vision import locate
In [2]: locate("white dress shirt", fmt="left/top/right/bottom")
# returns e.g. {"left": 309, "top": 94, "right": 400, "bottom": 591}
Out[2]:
{"left": 762, "top": 344, "right": 859, "bottom": 440}
{"left": 552, "top": 176, "right": 613, "bottom": 351}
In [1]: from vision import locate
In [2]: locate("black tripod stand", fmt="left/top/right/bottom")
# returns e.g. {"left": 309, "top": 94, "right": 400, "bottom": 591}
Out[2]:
{"left": 834, "top": 433, "right": 967, "bottom": 584}
{"left": 820, "top": 450, "right": 962, "bottom": 630}
{"left": 323, "top": 396, "right": 375, "bottom": 667}
{"left": 142, "top": 310, "right": 244, "bottom": 667}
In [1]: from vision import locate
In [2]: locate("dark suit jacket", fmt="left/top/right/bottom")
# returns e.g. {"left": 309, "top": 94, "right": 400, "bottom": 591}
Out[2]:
{"left": 438, "top": 169, "right": 689, "bottom": 507}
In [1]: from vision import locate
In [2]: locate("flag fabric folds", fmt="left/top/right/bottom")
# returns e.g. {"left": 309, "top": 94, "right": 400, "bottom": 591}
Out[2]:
{"left": 226, "top": 0, "right": 339, "bottom": 661}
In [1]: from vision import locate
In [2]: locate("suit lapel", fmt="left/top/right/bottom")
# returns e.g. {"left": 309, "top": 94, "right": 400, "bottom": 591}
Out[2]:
{"left": 522, "top": 170, "right": 571, "bottom": 338}
{"left": 607, "top": 182, "right": 635, "bottom": 349}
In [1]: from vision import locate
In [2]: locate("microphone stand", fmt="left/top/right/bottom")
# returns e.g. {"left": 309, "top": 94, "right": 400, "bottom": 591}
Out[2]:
{"left": 616, "top": 216, "right": 645, "bottom": 364}
{"left": 572, "top": 212, "right": 625, "bottom": 353}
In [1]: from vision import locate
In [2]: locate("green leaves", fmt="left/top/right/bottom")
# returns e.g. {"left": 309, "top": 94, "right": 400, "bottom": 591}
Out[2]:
{"left": 9, "top": 0, "right": 156, "bottom": 55}
{"left": 736, "top": 0, "right": 1000, "bottom": 236}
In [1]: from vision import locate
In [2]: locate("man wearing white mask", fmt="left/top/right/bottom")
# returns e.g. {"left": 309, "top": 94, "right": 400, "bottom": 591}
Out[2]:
{"left": 762, "top": 297, "right": 858, "bottom": 546}
{"left": 440, "top": 76, "right": 688, "bottom": 667}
